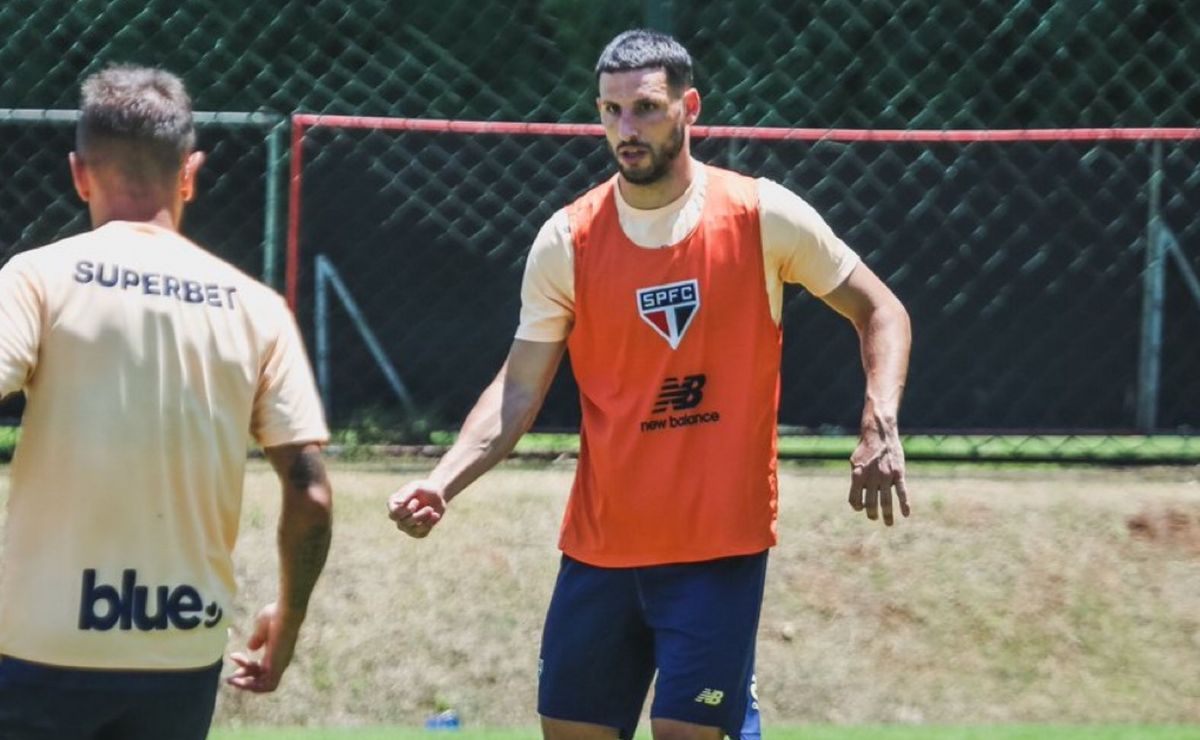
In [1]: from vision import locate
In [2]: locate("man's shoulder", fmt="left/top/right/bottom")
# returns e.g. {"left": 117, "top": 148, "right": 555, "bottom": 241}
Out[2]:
{"left": 18, "top": 227, "right": 99, "bottom": 257}
{"left": 1, "top": 229, "right": 99, "bottom": 278}
{"left": 563, "top": 177, "right": 633, "bottom": 250}
{"left": 697, "top": 165, "right": 813, "bottom": 210}
{"left": 195, "top": 256, "right": 289, "bottom": 317}
{"left": 145, "top": 235, "right": 290, "bottom": 317}
{"left": 702, "top": 161, "right": 756, "bottom": 182}
{"left": 183, "top": 243, "right": 276, "bottom": 294}
{"left": 754, "top": 177, "right": 822, "bottom": 222}
{"left": 131, "top": 229, "right": 285, "bottom": 308}
{"left": 539, "top": 206, "right": 572, "bottom": 241}
{"left": 694, "top": 162, "right": 761, "bottom": 214}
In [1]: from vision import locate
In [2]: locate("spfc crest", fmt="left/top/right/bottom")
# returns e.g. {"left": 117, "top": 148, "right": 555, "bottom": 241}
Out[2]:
{"left": 636, "top": 279, "right": 700, "bottom": 349}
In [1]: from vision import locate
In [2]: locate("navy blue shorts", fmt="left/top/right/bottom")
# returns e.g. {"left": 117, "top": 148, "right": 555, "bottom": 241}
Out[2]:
{"left": 0, "top": 655, "right": 221, "bottom": 740}
{"left": 538, "top": 551, "right": 767, "bottom": 739}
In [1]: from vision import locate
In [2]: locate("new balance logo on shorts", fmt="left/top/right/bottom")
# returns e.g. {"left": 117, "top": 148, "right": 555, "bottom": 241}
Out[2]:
{"left": 78, "top": 569, "right": 223, "bottom": 631}
{"left": 695, "top": 688, "right": 725, "bottom": 706}
{"left": 640, "top": 373, "right": 721, "bottom": 433}
{"left": 636, "top": 279, "right": 699, "bottom": 349}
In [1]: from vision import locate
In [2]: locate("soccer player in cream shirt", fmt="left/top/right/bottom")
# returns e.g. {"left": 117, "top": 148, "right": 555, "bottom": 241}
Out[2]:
{"left": 0, "top": 66, "right": 332, "bottom": 739}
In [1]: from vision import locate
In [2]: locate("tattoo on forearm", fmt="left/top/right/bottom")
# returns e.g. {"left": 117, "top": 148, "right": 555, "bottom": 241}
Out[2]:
{"left": 282, "top": 447, "right": 331, "bottom": 613}
{"left": 287, "top": 448, "right": 328, "bottom": 488}
{"left": 286, "top": 524, "right": 331, "bottom": 613}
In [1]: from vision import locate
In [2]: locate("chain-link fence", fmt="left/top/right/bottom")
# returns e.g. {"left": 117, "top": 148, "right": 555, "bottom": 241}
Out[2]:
{"left": 0, "top": 112, "right": 283, "bottom": 278}
{"left": 291, "top": 119, "right": 1200, "bottom": 439}
{"left": 1, "top": 1, "right": 1198, "bottom": 459}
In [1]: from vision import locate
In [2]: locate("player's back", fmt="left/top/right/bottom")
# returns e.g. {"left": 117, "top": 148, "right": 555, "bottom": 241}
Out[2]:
{"left": 0, "top": 220, "right": 301, "bottom": 670}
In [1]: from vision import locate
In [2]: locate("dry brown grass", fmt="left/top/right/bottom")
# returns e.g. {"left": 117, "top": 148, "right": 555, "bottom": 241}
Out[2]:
{"left": 2, "top": 461, "right": 1199, "bottom": 728}
{"left": 762, "top": 465, "right": 1200, "bottom": 725}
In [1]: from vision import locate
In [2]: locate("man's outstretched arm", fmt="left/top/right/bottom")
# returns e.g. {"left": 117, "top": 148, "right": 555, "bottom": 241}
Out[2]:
{"left": 821, "top": 262, "right": 912, "bottom": 526}
{"left": 388, "top": 338, "right": 566, "bottom": 537}
{"left": 228, "top": 441, "right": 333, "bottom": 692}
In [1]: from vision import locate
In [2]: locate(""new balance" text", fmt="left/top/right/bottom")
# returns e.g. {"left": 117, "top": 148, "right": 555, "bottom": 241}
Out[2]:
{"left": 640, "top": 411, "right": 720, "bottom": 432}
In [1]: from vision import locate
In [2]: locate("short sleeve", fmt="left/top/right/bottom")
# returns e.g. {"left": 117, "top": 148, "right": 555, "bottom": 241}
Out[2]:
{"left": 0, "top": 255, "right": 44, "bottom": 398}
{"left": 515, "top": 209, "right": 575, "bottom": 342}
{"left": 758, "top": 178, "right": 860, "bottom": 297}
{"left": 252, "top": 300, "right": 330, "bottom": 448}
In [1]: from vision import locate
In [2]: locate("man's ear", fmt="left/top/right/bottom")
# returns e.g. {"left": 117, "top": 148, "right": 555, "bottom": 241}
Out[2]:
{"left": 683, "top": 88, "right": 701, "bottom": 125}
{"left": 69, "top": 152, "right": 90, "bottom": 202}
{"left": 180, "top": 151, "right": 206, "bottom": 203}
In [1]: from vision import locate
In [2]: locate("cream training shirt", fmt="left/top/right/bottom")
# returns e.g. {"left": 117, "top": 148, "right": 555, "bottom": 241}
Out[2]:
{"left": 517, "top": 161, "right": 861, "bottom": 341}
{"left": 0, "top": 221, "right": 328, "bottom": 670}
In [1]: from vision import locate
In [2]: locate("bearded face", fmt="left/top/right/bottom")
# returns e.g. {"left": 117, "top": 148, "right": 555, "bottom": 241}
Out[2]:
{"left": 609, "top": 117, "right": 685, "bottom": 185}
{"left": 598, "top": 68, "right": 694, "bottom": 190}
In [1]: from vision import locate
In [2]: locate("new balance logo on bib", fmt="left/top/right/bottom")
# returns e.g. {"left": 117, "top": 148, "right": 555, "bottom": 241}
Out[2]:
{"left": 652, "top": 374, "right": 706, "bottom": 413}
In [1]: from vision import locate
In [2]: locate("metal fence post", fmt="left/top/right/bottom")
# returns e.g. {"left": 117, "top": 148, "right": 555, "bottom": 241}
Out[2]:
{"left": 1136, "top": 141, "right": 1166, "bottom": 431}
{"left": 315, "top": 254, "right": 332, "bottom": 417}
{"left": 263, "top": 119, "right": 286, "bottom": 290}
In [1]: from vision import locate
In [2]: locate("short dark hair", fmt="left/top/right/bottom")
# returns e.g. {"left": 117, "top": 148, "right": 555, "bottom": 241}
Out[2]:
{"left": 76, "top": 65, "right": 195, "bottom": 188}
{"left": 594, "top": 29, "right": 693, "bottom": 94}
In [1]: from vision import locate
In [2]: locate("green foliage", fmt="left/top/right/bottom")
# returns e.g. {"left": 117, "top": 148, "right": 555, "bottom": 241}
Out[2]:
{"left": 329, "top": 405, "right": 434, "bottom": 458}
{"left": 2, "top": 1, "right": 1197, "bottom": 126}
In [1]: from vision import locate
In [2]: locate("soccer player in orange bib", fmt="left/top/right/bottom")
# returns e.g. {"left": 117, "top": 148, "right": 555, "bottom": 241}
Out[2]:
{"left": 389, "top": 30, "right": 911, "bottom": 740}
{"left": 0, "top": 66, "right": 332, "bottom": 739}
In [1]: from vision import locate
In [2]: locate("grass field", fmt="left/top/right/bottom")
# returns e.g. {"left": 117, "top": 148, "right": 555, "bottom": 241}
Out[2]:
{"left": 2, "top": 428, "right": 1199, "bottom": 464}
{"left": 505, "top": 433, "right": 1200, "bottom": 463}
{"left": 209, "top": 725, "right": 1200, "bottom": 739}
{"left": 2, "top": 459, "right": 1199, "bottom": 735}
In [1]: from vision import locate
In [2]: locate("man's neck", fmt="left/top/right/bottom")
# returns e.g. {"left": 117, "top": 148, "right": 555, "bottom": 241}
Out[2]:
{"left": 617, "top": 155, "right": 697, "bottom": 210}
{"left": 89, "top": 201, "right": 179, "bottom": 232}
